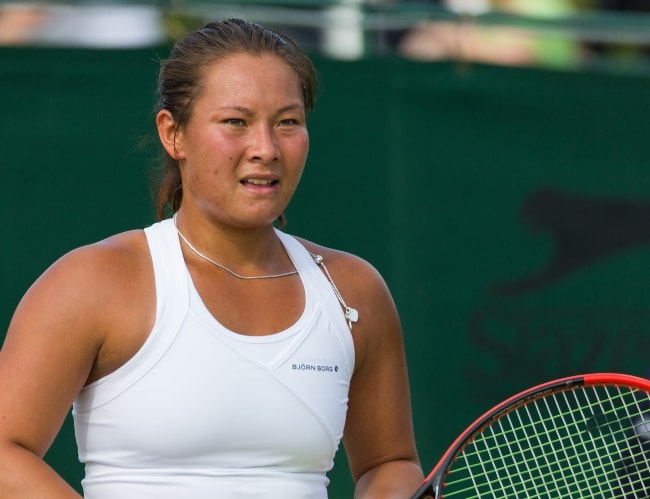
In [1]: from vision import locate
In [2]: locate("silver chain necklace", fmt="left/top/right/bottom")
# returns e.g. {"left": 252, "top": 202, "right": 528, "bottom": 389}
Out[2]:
{"left": 173, "top": 214, "right": 298, "bottom": 280}
{"left": 171, "top": 214, "right": 358, "bottom": 328}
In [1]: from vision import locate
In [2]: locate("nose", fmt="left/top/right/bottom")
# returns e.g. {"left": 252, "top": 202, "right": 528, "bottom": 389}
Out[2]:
{"left": 249, "top": 123, "right": 279, "bottom": 163}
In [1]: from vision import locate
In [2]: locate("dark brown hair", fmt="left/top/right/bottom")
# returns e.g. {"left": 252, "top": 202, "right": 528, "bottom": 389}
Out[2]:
{"left": 154, "top": 18, "right": 318, "bottom": 220}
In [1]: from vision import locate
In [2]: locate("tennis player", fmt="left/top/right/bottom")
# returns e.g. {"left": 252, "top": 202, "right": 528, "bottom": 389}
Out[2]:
{"left": 0, "top": 18, "right": 423, "bottom": 498}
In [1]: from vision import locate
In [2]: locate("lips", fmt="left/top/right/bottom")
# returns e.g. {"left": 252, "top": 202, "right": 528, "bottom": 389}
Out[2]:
{"left": 241, "top": 178, "right": 278, "bottom": 186}
{"left": 241, "top": 178, "right": 278, "bottom": 187}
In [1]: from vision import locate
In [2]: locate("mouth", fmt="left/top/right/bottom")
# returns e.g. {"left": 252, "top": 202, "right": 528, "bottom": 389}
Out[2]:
{"left": 241, "top": 178, "right": 279, "bottom": 186}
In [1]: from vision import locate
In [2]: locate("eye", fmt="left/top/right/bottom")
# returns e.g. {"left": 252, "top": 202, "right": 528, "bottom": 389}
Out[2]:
{"left": 224, "top": 118, "right": 246, "bottom": 127}
{"left": 278, "top": 118, "right": 301, "bottom": 127}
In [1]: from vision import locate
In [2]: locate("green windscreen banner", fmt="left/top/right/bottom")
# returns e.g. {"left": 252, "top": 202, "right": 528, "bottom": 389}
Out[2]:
{"left": 2, "top": 47, "right": 650, "bottom": 497}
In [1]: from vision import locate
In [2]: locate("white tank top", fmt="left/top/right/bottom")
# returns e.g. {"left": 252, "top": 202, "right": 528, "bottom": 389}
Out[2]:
{"left": 72, "top": 219, "right": 355, "bottom": 499}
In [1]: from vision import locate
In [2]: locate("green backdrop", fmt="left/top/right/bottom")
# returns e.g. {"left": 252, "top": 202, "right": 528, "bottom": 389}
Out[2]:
{"left": 2, "top": 46, "right": 650, "bottom": 497}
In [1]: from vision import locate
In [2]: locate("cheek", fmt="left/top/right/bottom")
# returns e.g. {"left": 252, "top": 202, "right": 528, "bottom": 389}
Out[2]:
{"left": 191, "top": 135, "right": 240, "bottom": 172}
{"left": 289, "top": 132, "right": 309, "bottom": 163}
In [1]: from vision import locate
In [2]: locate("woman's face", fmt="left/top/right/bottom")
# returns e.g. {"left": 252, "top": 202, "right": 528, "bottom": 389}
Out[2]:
{"left": 169, "top": 52, "right": 309, "bottom": 230}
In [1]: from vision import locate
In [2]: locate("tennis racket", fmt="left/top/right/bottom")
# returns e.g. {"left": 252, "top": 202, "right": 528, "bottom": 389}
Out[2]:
{"left": 411, "top": 372, "right": 650, "bottom": 499}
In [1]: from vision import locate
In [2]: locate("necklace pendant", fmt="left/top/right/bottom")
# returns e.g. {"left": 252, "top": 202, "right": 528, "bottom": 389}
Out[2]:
{"left": 345, "top": 307, "right": 359, "bottom": 323}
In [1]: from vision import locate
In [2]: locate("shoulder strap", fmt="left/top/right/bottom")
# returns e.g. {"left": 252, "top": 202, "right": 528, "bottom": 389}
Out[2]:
{"left": 275, "top": 230, "right": 358, "bottom": 330}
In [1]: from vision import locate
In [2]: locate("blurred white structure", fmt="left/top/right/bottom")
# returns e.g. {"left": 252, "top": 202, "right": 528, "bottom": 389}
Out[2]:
{"left": 445, "top": 0, "right": 490, "bottom": 16}
{"left": 322, "top": 0, "right": 365, "bottom": 59}
{"left": 0, "top": 3, "right": 164, "bottom": 48}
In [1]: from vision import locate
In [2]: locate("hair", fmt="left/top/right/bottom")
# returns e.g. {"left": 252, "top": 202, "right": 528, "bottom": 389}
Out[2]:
{"left": 154, "top": 18, "right": 318, "bottom": 221}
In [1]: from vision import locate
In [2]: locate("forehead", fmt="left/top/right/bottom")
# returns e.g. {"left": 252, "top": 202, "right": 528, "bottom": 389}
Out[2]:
{"left": 198, "top": 52, "right": 303, "bottom": 101}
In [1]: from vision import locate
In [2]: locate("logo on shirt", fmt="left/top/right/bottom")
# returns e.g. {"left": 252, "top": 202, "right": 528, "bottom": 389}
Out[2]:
{"left": 291, "top": 362, "right": 339, "bottom": 373}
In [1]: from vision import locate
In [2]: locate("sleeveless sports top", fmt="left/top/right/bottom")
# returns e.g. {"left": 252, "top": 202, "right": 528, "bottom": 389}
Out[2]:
{"left": 72, "top": 219, "right": 355, "bottom": 499}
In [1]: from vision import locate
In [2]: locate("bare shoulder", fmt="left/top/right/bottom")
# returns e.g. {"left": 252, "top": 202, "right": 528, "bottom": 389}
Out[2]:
{"left": 294, "top": 237, "right": 401, "bottom": 365}
{"left": 6, "top": 229, "right": 155, "bottom": 383}
{"left": 30, "top": 230, "right": 151, "bottom": 311}
{"left": 56, "top": 229, "right": 149, "bottom": 274}
{"left": 295, "top": 237, "right": 388, "bottom": 292}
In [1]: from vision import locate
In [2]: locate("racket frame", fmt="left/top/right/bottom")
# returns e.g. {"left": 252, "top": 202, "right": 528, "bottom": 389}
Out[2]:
{"left": 411, "top": 372, "right": 650, "bottom": 499}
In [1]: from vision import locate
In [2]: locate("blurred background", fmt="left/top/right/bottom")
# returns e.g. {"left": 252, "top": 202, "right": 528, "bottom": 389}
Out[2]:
{"left": 1, "top": 0, "right": 650, "bottom": 68}
{"left": 2, "top": 0, "right": 650, "bottom": 497}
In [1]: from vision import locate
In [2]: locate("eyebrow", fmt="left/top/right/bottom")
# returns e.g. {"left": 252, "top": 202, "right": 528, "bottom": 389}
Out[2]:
{"left": 217, "top": 104, "right": 305, "bottom": 115}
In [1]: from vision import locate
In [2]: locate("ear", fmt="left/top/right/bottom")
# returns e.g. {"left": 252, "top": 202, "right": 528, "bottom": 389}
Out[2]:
{"left": 156, "top": 109, "right": 185, "bottom": 160}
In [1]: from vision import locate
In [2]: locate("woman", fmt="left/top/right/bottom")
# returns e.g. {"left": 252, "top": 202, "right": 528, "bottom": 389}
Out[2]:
{"left": 0, "top": 18, "right": 423, "bottom": 498}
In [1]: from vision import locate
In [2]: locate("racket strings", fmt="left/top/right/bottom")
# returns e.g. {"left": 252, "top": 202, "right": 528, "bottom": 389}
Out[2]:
{"left": 464, "top": 388, "right": 640, "bottom": 456}
{"left": 571, "top": 387, "right": 649, "bottom": 498}
{"left": 455, "top": 400, "right": 643, "bottom": 489}
{"left": 452, "top": 387, "right": 650, "bottom": 497}
{"left": 452, "top": 389, "right": 649, "bottom": 498}
{"left": 441, "top": 384, "right": 650, "bottom": 498}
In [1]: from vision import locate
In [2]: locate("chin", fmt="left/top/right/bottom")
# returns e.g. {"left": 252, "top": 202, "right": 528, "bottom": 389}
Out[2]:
{"left": 231, "top": 216, "right": 282, "bottom": 231}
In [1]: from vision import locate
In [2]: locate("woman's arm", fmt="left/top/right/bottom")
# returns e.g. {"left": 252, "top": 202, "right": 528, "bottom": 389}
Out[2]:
{"left": 0, "top": 232, "right": 153, "bottom": 497}
{"left": 354, "top": 460, "right": 424, "bottom": 498}
{"left": 317, "top": 249, "right": 423, "bottom": 498}
{"left": 0, "top": 247, "right": 102, "bottom": 496}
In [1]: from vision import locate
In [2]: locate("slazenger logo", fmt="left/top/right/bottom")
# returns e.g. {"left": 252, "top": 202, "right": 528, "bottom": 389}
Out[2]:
{"left": 291, "top": 362, "right": 339, "bottom": 373}
{"left": 491, "top": 187, "right": 650, "bottom": 296}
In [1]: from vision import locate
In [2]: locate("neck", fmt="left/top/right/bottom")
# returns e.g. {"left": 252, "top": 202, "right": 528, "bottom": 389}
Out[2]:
{"left": 172, "top": 212, "right": 295, "bottom": 279}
